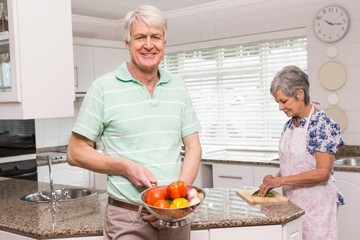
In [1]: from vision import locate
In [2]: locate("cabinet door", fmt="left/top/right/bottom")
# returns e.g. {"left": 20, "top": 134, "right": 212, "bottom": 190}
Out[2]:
{"left": 0, "top": 230, "right": 35, "bottom": 240}
{"left": 253, "top": 166, "right": 282, "bottom": 192}
{"left": 73, "top": 45, "right": 94, "bottom": 93}
{"left": 334, "top": 171, "right": 360, "bottom": 240}
{"left": 0, "top": 33, "right": 20, "bottom": 103}
{"left": 0, "top": 0, "right": 75, "bottom": 119}
{"left": 190, "top": 229, "right": 209, "bottom": 240}
{"left": 210, "top": 225, "right": 281, "bottom": 240}
{"left": 282, "top": 217, "right": 302, "bottom": 240}
{"left": 94, "top": 172, "right": 107, "bottom": 190}
{"left": 212, "top": 164, "right": 253, "bottom": 188}
{"left": 38, "top": 163, "right": 90, "bottom": 188}
{"left": 93, "top": 47, "right": 128, "bottom": 79}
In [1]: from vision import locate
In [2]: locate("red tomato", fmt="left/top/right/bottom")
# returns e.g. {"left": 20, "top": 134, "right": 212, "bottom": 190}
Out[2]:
{"left": 153, "top": 199, "right": 170, "bottom": 208}
{"left": 146, "top": 187, "right": 167, "bottom": 206}
{"left": 166, "top": 180, "right": 187, "bottom": 199}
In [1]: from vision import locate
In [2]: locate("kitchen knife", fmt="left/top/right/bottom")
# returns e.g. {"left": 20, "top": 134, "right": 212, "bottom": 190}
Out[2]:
{"left": 252, "top": 189, "right": 260, "bottom": 196}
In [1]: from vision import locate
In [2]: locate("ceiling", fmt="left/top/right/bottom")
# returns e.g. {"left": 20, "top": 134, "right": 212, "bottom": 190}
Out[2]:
{"left": 71, "top": 0, "right": 221, "bottom": 20}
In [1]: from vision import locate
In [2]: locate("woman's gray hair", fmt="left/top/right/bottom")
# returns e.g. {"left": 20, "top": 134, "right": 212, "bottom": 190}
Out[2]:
{"left": 123, "top": 5, "right": 167, "bottom": 43}
{"left": 270, "top": 65, "right": 310, "bottom": 105}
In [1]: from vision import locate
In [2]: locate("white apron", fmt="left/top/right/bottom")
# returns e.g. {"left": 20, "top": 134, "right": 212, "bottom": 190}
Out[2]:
{"left": 279, "top": 106, "right": 338, "bottom": 240}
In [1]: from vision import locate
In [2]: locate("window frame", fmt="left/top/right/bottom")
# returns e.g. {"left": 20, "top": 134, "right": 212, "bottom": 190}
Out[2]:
{"left": 163, "top": 32, "right": 307, "bottom": 151}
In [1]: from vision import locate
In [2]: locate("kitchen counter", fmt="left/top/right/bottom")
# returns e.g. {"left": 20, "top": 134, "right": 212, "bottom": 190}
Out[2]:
{"left": 36, "top": 147, "right": 360, "bottom": 173}
{"left": 190, "top": 187, "right": 304, "bottom": 230}
{"left": 201, "top": 149, "right": 360, "bottom": 173}
{"left": 0, "top": 178, "right": 304, "bottom": 239}
{"left": 0, "top": 178, "right": 107, "bottom": 239}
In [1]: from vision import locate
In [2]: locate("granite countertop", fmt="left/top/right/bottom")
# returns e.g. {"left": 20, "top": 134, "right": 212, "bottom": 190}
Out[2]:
{"left": 201, "top": 149, "right": 360, "bottom": 173}
{"left": 190, "top": 187, "right": 304, "bottom": 230}
{"left": 0, "top": 178, "right": 107, "bottom": 239}
{"left": 36, "top": 146, "right": 360, "bottom": 172}
{"left": 0, "top": 178, "right": 304, "bottom": 239}
{"left": 36, "top": 152, "right": 68, "bottom": 166}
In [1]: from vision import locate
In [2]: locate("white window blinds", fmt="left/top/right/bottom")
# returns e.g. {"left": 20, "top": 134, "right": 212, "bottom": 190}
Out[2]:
{"left": 161, "top": 36, "right": 307, "bottom": 151}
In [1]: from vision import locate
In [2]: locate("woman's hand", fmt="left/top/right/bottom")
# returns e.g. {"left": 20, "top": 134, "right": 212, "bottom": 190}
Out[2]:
{"left": 259, "top": 175, "right": 282, "bottom": 197}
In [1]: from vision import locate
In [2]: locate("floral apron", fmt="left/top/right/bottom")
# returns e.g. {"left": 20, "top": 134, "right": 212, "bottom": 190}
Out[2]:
{"left": 279, "top": 106, "right": 338, "bottom": 240}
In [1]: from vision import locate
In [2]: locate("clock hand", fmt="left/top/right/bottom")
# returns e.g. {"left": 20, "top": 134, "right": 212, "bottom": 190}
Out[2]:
{"left": 325, "top": 19, "right": 343, "bottom": 26}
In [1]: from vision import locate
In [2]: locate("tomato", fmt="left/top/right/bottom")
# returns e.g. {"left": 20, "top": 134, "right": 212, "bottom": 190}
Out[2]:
{"left": 146, "top": 187, "right": 167, "bottom": 206}
{"left": 166, "top": 180, "right": 187, "bottom": 199}
{"left": 170, "top": 198, "right": 190, "bottom": 208}
{"left": 153, "top": 199, "right": 170, "bottom": 208}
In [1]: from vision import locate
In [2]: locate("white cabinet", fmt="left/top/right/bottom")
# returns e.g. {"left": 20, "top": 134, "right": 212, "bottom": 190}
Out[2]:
{"left": 73, "top": 45, "right": 94, "bottom": 93}
{"left": 190, "top": 229, "right": 209, "bottom": 240}
{"left": 0, "top": 230, "right": 34, "bottom": 240}
{"left": 207, "top": 217, "right": 302, "bottom": 240}
{"left": 38, "top": 162, "right": 91, "bottom": 188}
{"left": 73, "top": 43, "right": 128, "bottom": 94}
{"left": 91, "top": 172, "right": 107, "bottom": 190}
{"left": 212, "top": 164, "right": 253, "bottom": 188}
{"left": 0, "top": 0, "right": 74, "bottom": 119}
{"left": 282, "top": 217, "right": 302, "bottom": 240}
{"left": 93, "top": 47, "right": 127, "bottom": 78}
{"left": 210, "top": 225, "right": 282, "bottom": 240}
{"left": 334, "top": 171, "right": 360, "bottom": 240}
{"left": 207, "top": 162, "right": 280, "bottom": 189}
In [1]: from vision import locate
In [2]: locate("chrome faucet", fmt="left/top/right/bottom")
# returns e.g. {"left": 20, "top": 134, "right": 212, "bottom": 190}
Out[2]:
{"left": 38, "top": 156, "right": 68, "bottom": 205}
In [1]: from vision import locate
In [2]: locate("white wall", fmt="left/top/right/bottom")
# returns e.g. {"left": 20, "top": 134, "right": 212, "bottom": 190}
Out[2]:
{"left": 38, "top": 0, "right": 360, "bottom": 148}
{"left": 164, "top": 0, "right": 360, "bottom": 145}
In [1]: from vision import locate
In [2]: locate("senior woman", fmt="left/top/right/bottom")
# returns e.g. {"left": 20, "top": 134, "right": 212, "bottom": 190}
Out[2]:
{"left": 258, "top": 65, "right": 344, "bottom": 240}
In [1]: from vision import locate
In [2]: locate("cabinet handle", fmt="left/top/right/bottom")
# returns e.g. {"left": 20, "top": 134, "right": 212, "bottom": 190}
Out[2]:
{"left": 74, "top": 65, "right": 78, "bottom": 87}
{"left": 218, "top": 175, "right": 243, "bottom": 179}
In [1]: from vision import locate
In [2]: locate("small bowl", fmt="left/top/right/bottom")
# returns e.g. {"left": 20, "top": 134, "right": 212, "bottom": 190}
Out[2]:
{"left": 140, "top": 185, "right": 205, "bottom": 228}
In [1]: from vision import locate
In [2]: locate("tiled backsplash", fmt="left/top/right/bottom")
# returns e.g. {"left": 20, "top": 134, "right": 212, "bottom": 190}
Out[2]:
{"left": 35, "top": 117, "right": 75, "bottom": 148}
{"left": 34, "top": 99, "right": 83, "bottom": 148}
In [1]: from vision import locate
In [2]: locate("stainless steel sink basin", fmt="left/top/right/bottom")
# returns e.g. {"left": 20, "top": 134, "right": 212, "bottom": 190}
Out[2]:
{"left": 334, "top": 157, "right": 360, "bottom": 167}
{"left": 20, "top": 188, "right": 96, "bottom": 202}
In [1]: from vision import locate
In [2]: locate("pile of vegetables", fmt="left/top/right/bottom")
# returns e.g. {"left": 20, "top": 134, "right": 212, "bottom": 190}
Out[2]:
{"left": 145, "top": 180, "right": 204, "bottom": 209}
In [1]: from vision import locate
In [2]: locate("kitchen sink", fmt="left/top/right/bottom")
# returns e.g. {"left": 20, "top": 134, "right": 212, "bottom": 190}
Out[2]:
{"left": 334, "top": 157, "right": 360, "bottom": 167}
{"left": 20, "top": 188, "right": 96, "bottom": 203}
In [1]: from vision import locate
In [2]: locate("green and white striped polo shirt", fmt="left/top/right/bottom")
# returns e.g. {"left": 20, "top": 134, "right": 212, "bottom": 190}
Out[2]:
{"left": 72, "top": 62, "right": 201, "bottom": 204}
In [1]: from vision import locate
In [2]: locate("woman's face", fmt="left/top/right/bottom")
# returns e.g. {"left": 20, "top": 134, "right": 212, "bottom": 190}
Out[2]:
{"left": 274, "top": 89, "right": 304, "bottom": 118}
{"left": 126, "top": 19, "right": 166, "bottom": 73}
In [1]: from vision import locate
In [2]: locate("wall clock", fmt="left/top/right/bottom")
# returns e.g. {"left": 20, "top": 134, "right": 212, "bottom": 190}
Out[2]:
{"left": 313, "top": 5, "right": 350, "bottom": 43}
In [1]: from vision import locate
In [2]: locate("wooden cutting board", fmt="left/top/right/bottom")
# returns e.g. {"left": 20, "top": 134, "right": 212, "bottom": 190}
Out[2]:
{"left": 236, "top": 189, "right": 288, "bottom": 204}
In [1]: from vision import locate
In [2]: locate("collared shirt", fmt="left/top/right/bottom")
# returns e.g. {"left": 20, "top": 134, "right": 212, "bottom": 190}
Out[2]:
{"left": 282, "top": 107, "right": 344, "bottom": 157}
{"left": 72, "top": 62, "right": 201, "bottom": 204}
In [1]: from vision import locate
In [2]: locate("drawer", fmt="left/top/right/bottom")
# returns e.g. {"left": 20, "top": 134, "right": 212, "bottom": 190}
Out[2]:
{"left": 212, "top": 164, "right": 253, "bottom": 188}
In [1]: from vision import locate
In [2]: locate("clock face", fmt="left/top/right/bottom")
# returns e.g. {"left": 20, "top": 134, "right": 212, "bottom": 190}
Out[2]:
{"left": 314, "top": 5, "right": 350, "bottom": 43}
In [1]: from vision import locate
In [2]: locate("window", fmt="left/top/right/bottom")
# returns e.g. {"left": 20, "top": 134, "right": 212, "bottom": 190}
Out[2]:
{"left": 161, "top": 36, "right": 307, "bottom": 151}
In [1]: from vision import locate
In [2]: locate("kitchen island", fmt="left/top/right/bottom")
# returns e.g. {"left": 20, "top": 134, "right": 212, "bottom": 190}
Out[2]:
{"left": 0, "top": 178, "right": 304, "bottom": 240}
